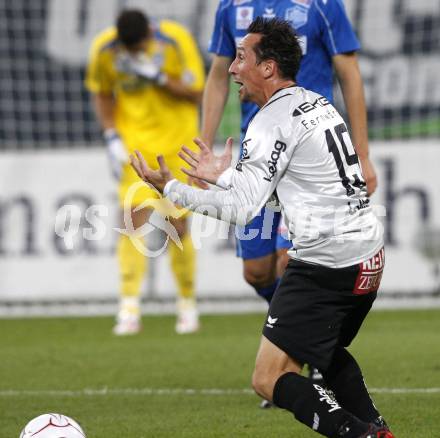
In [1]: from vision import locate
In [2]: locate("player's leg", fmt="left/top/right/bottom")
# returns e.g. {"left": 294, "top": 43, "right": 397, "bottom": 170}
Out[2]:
{"left": 258, "top": 258, "right": 390, "bottom": 437}
{"left": 238, "top": 210, "right": 283, "bottom": 408}
{"left": 165, "top": 155, "right": 199, "bottom": 334}
{"left": 168, "top": 215, "right": 199, "bottom": 334}
{"left": 242, "top": 253, "right": 278, "bottom": 302}
{"left": 276, "top": 221, "right": 324, "bottom": 385}
{"left": 238, "top": 208, "right": 280, "bottom": 303}
{"left": 322, "top": 346, "right": 389, "bottom": 430}
{"left": 321, "top": 291, "right": 390, "bottom": 430}
{"left": 114, "top": 204, "right": 151, "bottom": 335}
{"left": 253, "top": 336, "right": 371, "bottom": 437}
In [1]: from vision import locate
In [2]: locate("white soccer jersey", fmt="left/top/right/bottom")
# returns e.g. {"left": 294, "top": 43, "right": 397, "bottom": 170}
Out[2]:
{"left": 165, "top": 86, "right": 383, "bottom": 268}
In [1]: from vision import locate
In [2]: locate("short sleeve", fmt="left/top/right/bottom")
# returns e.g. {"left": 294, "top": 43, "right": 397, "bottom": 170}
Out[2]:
{"left": 208, "top": 1, "right": 236, "bottom": 57}
{"left": 314, "top": 0, "right": 360, "bottom": 55}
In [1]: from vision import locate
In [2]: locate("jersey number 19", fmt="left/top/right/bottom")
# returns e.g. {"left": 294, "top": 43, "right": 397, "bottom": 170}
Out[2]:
{"left": 325, "top": 123, "right": 365, "bottom": 196}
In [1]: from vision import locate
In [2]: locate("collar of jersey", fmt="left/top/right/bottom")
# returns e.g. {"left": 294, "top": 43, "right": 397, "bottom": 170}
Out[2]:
{"left": 261, "top": 85, "right": 297, "bottom": 111}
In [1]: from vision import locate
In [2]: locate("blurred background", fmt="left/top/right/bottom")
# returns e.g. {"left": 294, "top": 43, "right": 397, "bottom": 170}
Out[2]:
{"left": 1, "top": 0, "right": 439, "bottom": 317}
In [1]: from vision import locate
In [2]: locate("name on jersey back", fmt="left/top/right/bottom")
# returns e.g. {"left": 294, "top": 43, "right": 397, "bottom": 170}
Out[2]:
{"left": 292, "top": 96, "right": 339, "bottom": 130}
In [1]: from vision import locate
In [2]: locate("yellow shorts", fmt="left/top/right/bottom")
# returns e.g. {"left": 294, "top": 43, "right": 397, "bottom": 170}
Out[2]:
{"left": 118, "top": 152, "right": 190, "bottom": 218}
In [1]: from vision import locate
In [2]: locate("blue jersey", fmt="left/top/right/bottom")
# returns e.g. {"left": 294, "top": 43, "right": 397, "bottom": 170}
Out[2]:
{"left": 209, "top": 0, "right": 360, "bottom": 133}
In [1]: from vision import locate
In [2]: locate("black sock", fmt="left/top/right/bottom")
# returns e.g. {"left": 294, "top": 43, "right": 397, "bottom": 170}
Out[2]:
{"left": 322, "top": 347, "right": 381, "bottom": 423}
{"left": 273, "top": 372, "right": 369, "bottom": 437}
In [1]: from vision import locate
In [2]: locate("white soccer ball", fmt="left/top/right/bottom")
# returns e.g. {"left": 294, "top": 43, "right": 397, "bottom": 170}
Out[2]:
{"left": 20, "top": 413, "right": 86, "bottom": 438}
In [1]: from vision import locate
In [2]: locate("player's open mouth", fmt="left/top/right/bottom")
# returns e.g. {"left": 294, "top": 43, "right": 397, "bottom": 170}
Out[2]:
{"left": 234, "top": 80, "right": 244, "bottom": 92}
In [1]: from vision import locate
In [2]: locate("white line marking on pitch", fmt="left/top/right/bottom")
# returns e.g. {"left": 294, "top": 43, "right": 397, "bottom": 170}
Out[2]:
{"left": 0, "top": 388, "right": 439, "bottom": 397}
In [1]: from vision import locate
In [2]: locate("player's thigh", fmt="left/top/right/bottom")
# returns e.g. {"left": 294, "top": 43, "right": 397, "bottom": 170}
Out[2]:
{"left": 339, "top": 292, "right": 377, "bottom": 347}
{"left": 122, "top": 153, "right": 191, "bottom": 222}
{"left": 263, "top": 259, "right": 358, "bottom": 371}
{"left": 118, "top": 158, "right": 162, "bottom": 210}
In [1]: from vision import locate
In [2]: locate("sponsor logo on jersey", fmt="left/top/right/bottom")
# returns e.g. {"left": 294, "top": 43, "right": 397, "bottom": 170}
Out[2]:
{"left": 292, "top": 96, "right": 331, "bottom": 116}
{"left": 263, "top": 8, "right": 276, "bottom": 19}
{"left": 233, "top": 0, "right": 252, "bottom": 5}
{"left": 263, "top": 140, "right": 287, "bottom": 182}
{"left": 353, "top": 247, "right": 385, "bottom": 295}
{"left": 285, "top": 5, "right": 310, "bottom": 29}
{"left": 236, "top": 7, "right": 254, "bottom": 30}
{"left": 236, "top": 139, "right": 251, "bottom": 171}
{"left": 266, "top": 315, "right": 278, "bottom": 328}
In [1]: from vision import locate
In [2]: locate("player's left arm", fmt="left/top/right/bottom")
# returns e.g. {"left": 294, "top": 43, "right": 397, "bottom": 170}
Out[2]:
{"left": 317, "top": 0, "right": 377, "bottom": 196}
{"left": 333, "top": 53, "right": 377, "bottom": 196}
{"left": 161, "top": 24, "right": 205, "bottom": 104}
{"left": 131, "top": 120, "right": 296, "bottom": 225}
{"left": 130, "top": 122, "right": 296, "bottom": 226}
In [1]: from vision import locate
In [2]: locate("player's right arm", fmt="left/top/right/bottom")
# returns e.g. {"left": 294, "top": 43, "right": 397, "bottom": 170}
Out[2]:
{"left": 200, "top": 55, "right": 232, "bottom": 148}
{"left": 92, "top": 93, "right": 128, "bottom": 180}
{"left": 85, "top": 31, "right": 128, "bottom": 179}
{"left": 92, "top": 93, "right": 114, "bottom": 131}
{"left": 201, "top": 0, "right": 236, "bottom": 148}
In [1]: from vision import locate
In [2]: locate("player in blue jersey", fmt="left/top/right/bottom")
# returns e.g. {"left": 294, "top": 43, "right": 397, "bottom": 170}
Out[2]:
{"left": 202, "top": 0, "right": 377, "bottom": 310}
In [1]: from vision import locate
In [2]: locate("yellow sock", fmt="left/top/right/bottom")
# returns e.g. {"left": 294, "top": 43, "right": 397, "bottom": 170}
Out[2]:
{"left": 117, "top": 234, "right": 147, "bottom": 299}
{"left": 169, "top": 233, "right": 195, "bottom": 300}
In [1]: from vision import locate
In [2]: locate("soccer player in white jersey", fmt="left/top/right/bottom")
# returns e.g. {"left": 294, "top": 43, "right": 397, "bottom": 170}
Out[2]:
{"left": 130, "top": 17, "right": 394, "bottom": 438}
{"left": 206, "top": 0, "right": 375, "bottom": 390}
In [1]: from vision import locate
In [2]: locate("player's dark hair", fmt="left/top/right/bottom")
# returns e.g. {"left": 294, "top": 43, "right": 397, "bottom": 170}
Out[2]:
{"left": 117, "top": 9, "right": 150, "bottom": 47}
{"left": 247, "top": 17, "right": 302, "bottom": 81}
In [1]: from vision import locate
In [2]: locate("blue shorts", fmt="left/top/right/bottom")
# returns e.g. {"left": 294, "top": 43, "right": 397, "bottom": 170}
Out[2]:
{"left": 236, "top": 207, "right": 292, "bottom": 260}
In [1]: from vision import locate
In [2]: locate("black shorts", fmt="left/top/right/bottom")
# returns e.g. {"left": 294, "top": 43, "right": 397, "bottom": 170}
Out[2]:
{"left": 262, "top": 249, "right": 384, "bottom": 371}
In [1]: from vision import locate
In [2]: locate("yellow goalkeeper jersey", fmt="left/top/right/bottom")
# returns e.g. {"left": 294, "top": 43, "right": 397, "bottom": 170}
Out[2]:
{"left": 85, "top": 20, "right": 204, "bottom": 156}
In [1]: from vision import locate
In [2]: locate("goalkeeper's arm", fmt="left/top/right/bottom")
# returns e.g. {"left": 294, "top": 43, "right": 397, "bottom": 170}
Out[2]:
{"left": 118, "top": 54, "right": 202, "bottom": 104}
{"left": 161, "top": 76, "right": 202, "bottom": 104}
{"left": 92, "top": 93, "right": 128, "bottom": 180}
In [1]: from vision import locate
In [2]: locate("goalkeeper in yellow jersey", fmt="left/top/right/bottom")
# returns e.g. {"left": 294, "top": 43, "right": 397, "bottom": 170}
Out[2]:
{"left": 85, "top": 9, "right": 205, "bottom": 335}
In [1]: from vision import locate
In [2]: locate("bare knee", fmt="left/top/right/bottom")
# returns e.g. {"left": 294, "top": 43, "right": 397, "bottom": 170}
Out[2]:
{"left": 252, "top": 366, "right": 278, "bottom": 401}
{"left": 243, "top": 257, "right": 277, "bottom": 289}
{"left": 252, "top": 337, "right": 303, "bottom": 401}
{"left": 244, "top": 269, "right": 274, "bottom": 289}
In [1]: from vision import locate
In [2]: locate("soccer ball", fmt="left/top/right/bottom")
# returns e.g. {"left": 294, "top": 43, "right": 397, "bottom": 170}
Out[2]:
{"left": 20, "top": 413, "right": 86, "bottom": 437}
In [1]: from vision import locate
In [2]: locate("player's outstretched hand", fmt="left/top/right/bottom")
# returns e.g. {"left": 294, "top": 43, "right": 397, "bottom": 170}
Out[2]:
{"left": 130, "top": 151, "right": 173, "bottom": 194}
{"left": 179, "top": 137, "right": 233, "bottom": 186}
{"left": 359, "top": 156, "right": 377, "bottom": 196}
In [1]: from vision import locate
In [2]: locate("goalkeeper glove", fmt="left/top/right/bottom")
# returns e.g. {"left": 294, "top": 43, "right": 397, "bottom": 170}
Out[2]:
{"left": 116, "top": 52, "right": 167, "bottom": 85}
{"left": 103, "top": 129, "right": 129, "bottom": 180}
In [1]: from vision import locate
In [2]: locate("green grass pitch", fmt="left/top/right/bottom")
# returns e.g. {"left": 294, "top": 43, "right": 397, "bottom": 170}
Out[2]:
{"left": 1, "top": 309, "right": 439, "bottom": 437}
